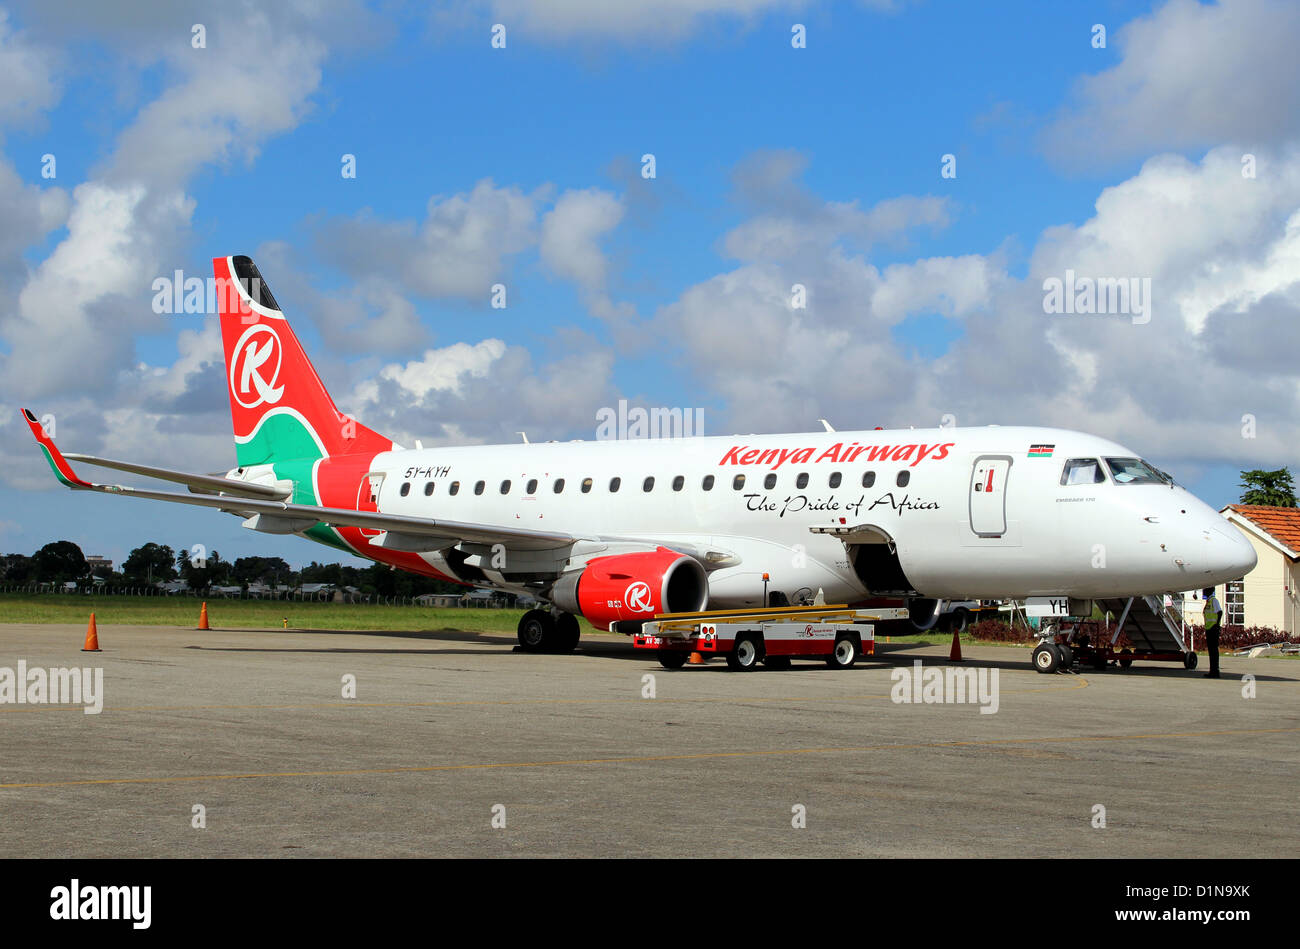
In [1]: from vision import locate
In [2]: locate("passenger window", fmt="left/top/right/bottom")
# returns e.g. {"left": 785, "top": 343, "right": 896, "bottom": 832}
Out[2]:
{"left": 610, "top": 477, "right": 621, "bottom": 492}
{"left": 702, "top": 475, "right": 715, "bottom": 490}
{"left": 733, "top": 474, "right": 746, "bottom": 490}
{"left": 474, "top": 481, "right": 485, "bottom": 495}
{"left": 896, "top": 471, "right": 910, "bottom": 487}
{"left": 526, "top": 478, "right": 538, "bottom": 494}
{"left": 862, "top": 471, "right": 876, "bottom": 488}
{"left": 400, "top": 482, "right": 411, "bottom": 497}
{"left": 449, "top": 481, "right": 460, "bottom": 496}
{"left": 829, "top": 472, "right": 842, "bottom": 488}
{"left": 764, "top": 473, "right": 777, "bottom": 490}
{"left": 672, "top": 475, "right": 684, "bottom": 491}
{"left": 581, "top": 478, "right": 593, "bottom": 494}
{"left": 500, "top": 480, "right": 511, "bottom": 494}
{"left": 554, "top": 479, "right": 565, "bottom": 493}
{"left": 795, "top": 472, "right": 809, "bottom": 489}
{"left": 424, "top": 482, "right": 435, "bottom": 496}
{"left": 1061, "top": 458, "right": 1106, "bottom": 486}
{"left": 643, "top": 476, "right": 655, "bottom": 492}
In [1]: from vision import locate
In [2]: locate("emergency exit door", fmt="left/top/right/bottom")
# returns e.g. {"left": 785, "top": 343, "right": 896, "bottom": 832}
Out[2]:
{"left": 969, "top": 456, "right": 1011, "bottom": 536}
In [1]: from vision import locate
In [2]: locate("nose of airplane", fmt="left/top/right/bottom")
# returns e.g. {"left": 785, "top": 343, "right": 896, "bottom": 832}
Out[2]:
{"left": 1208, "top": 524, "right": 1256, "bottom": 582}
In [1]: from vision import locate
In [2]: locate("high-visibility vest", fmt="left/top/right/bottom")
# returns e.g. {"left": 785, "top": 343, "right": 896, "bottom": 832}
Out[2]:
{"left": 1204, "top": 597, "right": 1222, "bottom": 632}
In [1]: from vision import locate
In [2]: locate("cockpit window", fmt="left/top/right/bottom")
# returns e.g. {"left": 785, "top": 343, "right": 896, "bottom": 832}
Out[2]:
{"left": 1060, "top": 458, "right": 1106, "bottom": 486}
{"left": 1104, "top": 457, "right": 1168, "bottom": 485}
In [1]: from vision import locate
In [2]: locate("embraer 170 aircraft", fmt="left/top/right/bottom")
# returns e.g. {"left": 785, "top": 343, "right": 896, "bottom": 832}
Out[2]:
{"left": 23, "top": 256, "right": 1257, "bottom": 653}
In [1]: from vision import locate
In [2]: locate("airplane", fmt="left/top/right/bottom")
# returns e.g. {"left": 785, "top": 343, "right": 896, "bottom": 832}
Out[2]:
{"left": 22, "top": 255, "right": 1258, "bottom": 653}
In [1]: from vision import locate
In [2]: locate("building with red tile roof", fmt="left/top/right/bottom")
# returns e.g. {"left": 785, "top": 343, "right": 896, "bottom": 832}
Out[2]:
{"left": 1218, "top": 505, "right": 1300, "bottom": 632}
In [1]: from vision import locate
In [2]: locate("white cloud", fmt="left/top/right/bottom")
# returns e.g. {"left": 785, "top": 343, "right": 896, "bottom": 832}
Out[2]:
{"left": 1042, "top": 0, "right": 1300, "bottom": 166}
{"left": 315, "top": 180, "right": 544, "bottom": 301}
{"left": 483, "top": 0, "right": 806, "bottom": 42}
{"left": 106, "top": 17, "right": 326, "bottom": 188}
{"left": 349, "top": 334, "right": 618, "bottom": 447}
{"left": 722, "top": 150, "right": 952, "bottom": 261}
{"left": 540, "top": 188, "right": 623, "bottom": 291}
{"left": 0, "top": 4, "right": 341, "bottom": 489}
{"left": 0, "top": 159, "right": 68, "bottom": 286}
{"left": 650, "top": 145, "right": 1300, "bottom": 475}
{"left": 0, "top": 9, "right": 59, "bottom": 126}
{"left": 539, "top": 187, "right": 634, "bottom": 321}
{"left": 356, "top": 339, "right": 508, "bottom": 404}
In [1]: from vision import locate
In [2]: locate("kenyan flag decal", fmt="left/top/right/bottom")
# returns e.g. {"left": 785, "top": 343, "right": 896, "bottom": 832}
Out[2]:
{"left": 1028, "top": 444, "right": 1054, "bottom": 458}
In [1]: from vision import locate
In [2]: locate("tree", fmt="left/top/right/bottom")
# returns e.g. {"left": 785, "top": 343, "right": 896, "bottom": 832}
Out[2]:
{"left": 0, "top": 553, "right": 35, "bottom": 583}
{"left": 176, "top": 549, "right": 230, "bottom": 591}
{"left": 232, "top": 556, "right": 291, "bottom": 586}
{"left": 123, "top": 543, "right": 177, "bottom": 583}
{"left": 32, "top": 541, "right": 88, "bottom": 583}
{"left": 1239, "top": 468, "right": 1297, "bottom": 507}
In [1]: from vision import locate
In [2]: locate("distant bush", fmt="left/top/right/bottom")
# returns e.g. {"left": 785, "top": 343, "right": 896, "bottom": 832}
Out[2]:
{"left": 970, "top": 617, "right": 1300, "bottom": 652}
{"left": 1194, "top": 625, "right": 1300, "bottom": 650}
{"left": 967, "top": 619, "right": 1033, "bottom": 642}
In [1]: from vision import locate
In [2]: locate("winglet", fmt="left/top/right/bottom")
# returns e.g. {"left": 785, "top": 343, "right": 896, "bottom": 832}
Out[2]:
{"left": 21, "top": 409, "right": 93, "bottom": 488}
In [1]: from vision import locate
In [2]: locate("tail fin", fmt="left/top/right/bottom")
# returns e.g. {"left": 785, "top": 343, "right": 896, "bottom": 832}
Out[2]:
{"left": 213, "top": 255, "right": 394, "bottom": 467}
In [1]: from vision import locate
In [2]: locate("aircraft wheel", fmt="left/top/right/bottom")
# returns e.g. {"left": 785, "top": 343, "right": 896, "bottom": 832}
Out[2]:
{"left": 553, "top": 612, "right": 580, "bottom": 653}
{"left": 726, "top": 635, "right": 761, "bottom": 671}
{"left": 517, "top": 609, "right": 554, "bottom": 653}
{"left": 1118, "top": 648, "right": 1133, "bottom": 670}
{"left": 1183, "top": 651, "right": 1198, "bottom": 670}
{"left": 658, "top": 649, "right": 688, "bottom": 669}
{"left": 1032, "top": 642, "right": 1061, "bottom": 674}
{"left": 825, "top": 635, "right": 859, "bottom": 669}
{"left": 1058, "top": 644, "right": 1074, "bottom": 669}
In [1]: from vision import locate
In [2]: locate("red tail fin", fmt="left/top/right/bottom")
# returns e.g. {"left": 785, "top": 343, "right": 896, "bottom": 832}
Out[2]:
{"left": 213, "top": 255, "right": 393, "bottom": 467}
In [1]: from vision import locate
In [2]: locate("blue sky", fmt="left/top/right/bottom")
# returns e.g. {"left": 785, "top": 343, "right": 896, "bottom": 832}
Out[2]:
{"left": 1, "top": 0, "right": 1297, "bottom": 570}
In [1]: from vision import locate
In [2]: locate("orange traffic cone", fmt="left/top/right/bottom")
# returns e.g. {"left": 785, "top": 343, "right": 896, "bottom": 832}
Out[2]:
{"left": 197, "top": 601, "right": 210, "bottom": 630}
{"left": 82, "top": 613, "right": 101, "bottom": 652}
{"left": 688, "top": 651, "right": 706, "bottom": 664}
{"left": 949, "top": 629, "right": 963, "bottom": 662}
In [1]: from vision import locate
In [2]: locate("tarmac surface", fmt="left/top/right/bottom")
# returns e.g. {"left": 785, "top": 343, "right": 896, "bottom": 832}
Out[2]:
{"left": 0, "top": 622, "right": 1296, "bottom": 858}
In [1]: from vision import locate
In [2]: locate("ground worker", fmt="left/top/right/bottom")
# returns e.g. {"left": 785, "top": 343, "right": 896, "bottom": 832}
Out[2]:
{"left": 1201, "top": 586, "right": 1222, "bottom": 679}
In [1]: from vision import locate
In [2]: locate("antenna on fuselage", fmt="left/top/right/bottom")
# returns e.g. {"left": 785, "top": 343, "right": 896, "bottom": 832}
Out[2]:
{"left": 516, "top": 432, "right": 529, "bottom": 444}
{"left": 819, "top": 419, "right": 835, "bottom": 432}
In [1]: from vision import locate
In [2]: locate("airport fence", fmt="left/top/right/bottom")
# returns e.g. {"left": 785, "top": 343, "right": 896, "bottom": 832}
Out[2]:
{"left": 0, "top": 584, "right": 522, "bottom": 609}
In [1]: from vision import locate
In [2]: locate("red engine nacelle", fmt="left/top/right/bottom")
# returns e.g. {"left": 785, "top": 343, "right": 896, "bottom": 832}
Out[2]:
{"left": 550, "top": 547, "right": 709, "bottom": 631}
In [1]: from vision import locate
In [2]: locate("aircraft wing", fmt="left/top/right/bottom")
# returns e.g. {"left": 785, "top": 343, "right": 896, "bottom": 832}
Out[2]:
{"left": 62, "top": 452, "right": 291, "bottom": 500}
{"left": 21, "top": 409, "right": 577, "bottom": 552}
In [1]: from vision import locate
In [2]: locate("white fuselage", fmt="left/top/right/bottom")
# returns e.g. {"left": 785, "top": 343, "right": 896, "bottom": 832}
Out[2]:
{"left": 355, "top": 425, "right": 1256, "bottom": 607}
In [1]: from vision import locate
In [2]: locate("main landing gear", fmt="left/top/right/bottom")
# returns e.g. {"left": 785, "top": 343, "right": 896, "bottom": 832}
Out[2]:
{"left": 516, "top": 609, "right": 581, "bottom": 654}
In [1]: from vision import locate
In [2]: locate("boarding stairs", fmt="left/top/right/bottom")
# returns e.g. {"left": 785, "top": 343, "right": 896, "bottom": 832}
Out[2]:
{"left": 1096, "top": 595, "right": 1189, "bottom": 653}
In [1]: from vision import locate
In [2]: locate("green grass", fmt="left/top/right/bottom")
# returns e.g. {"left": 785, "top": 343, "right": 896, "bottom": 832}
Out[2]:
{"left": 0, "top": 593, "right": 608, "bottom": 636}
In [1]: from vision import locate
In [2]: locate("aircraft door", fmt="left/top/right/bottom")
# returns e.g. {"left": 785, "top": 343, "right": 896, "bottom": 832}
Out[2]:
{"left": 356, "top": 473, "right": 383, "bottom": 538}
{"left": 969, "top": 455, "right": 1012, "bottom": 537}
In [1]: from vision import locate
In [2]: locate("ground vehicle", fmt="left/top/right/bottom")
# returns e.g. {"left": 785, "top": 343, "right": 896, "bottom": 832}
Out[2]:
{"left": 632, "top": 605, "right": 899, "bottom": 670}
{"left": 1030, "top": 595, "right": 1197, "bottom": 673}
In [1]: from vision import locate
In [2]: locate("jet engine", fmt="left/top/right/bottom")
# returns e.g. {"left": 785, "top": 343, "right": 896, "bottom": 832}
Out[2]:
{"left": 551, "top": 547, "right": 708, "bottom": 631}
